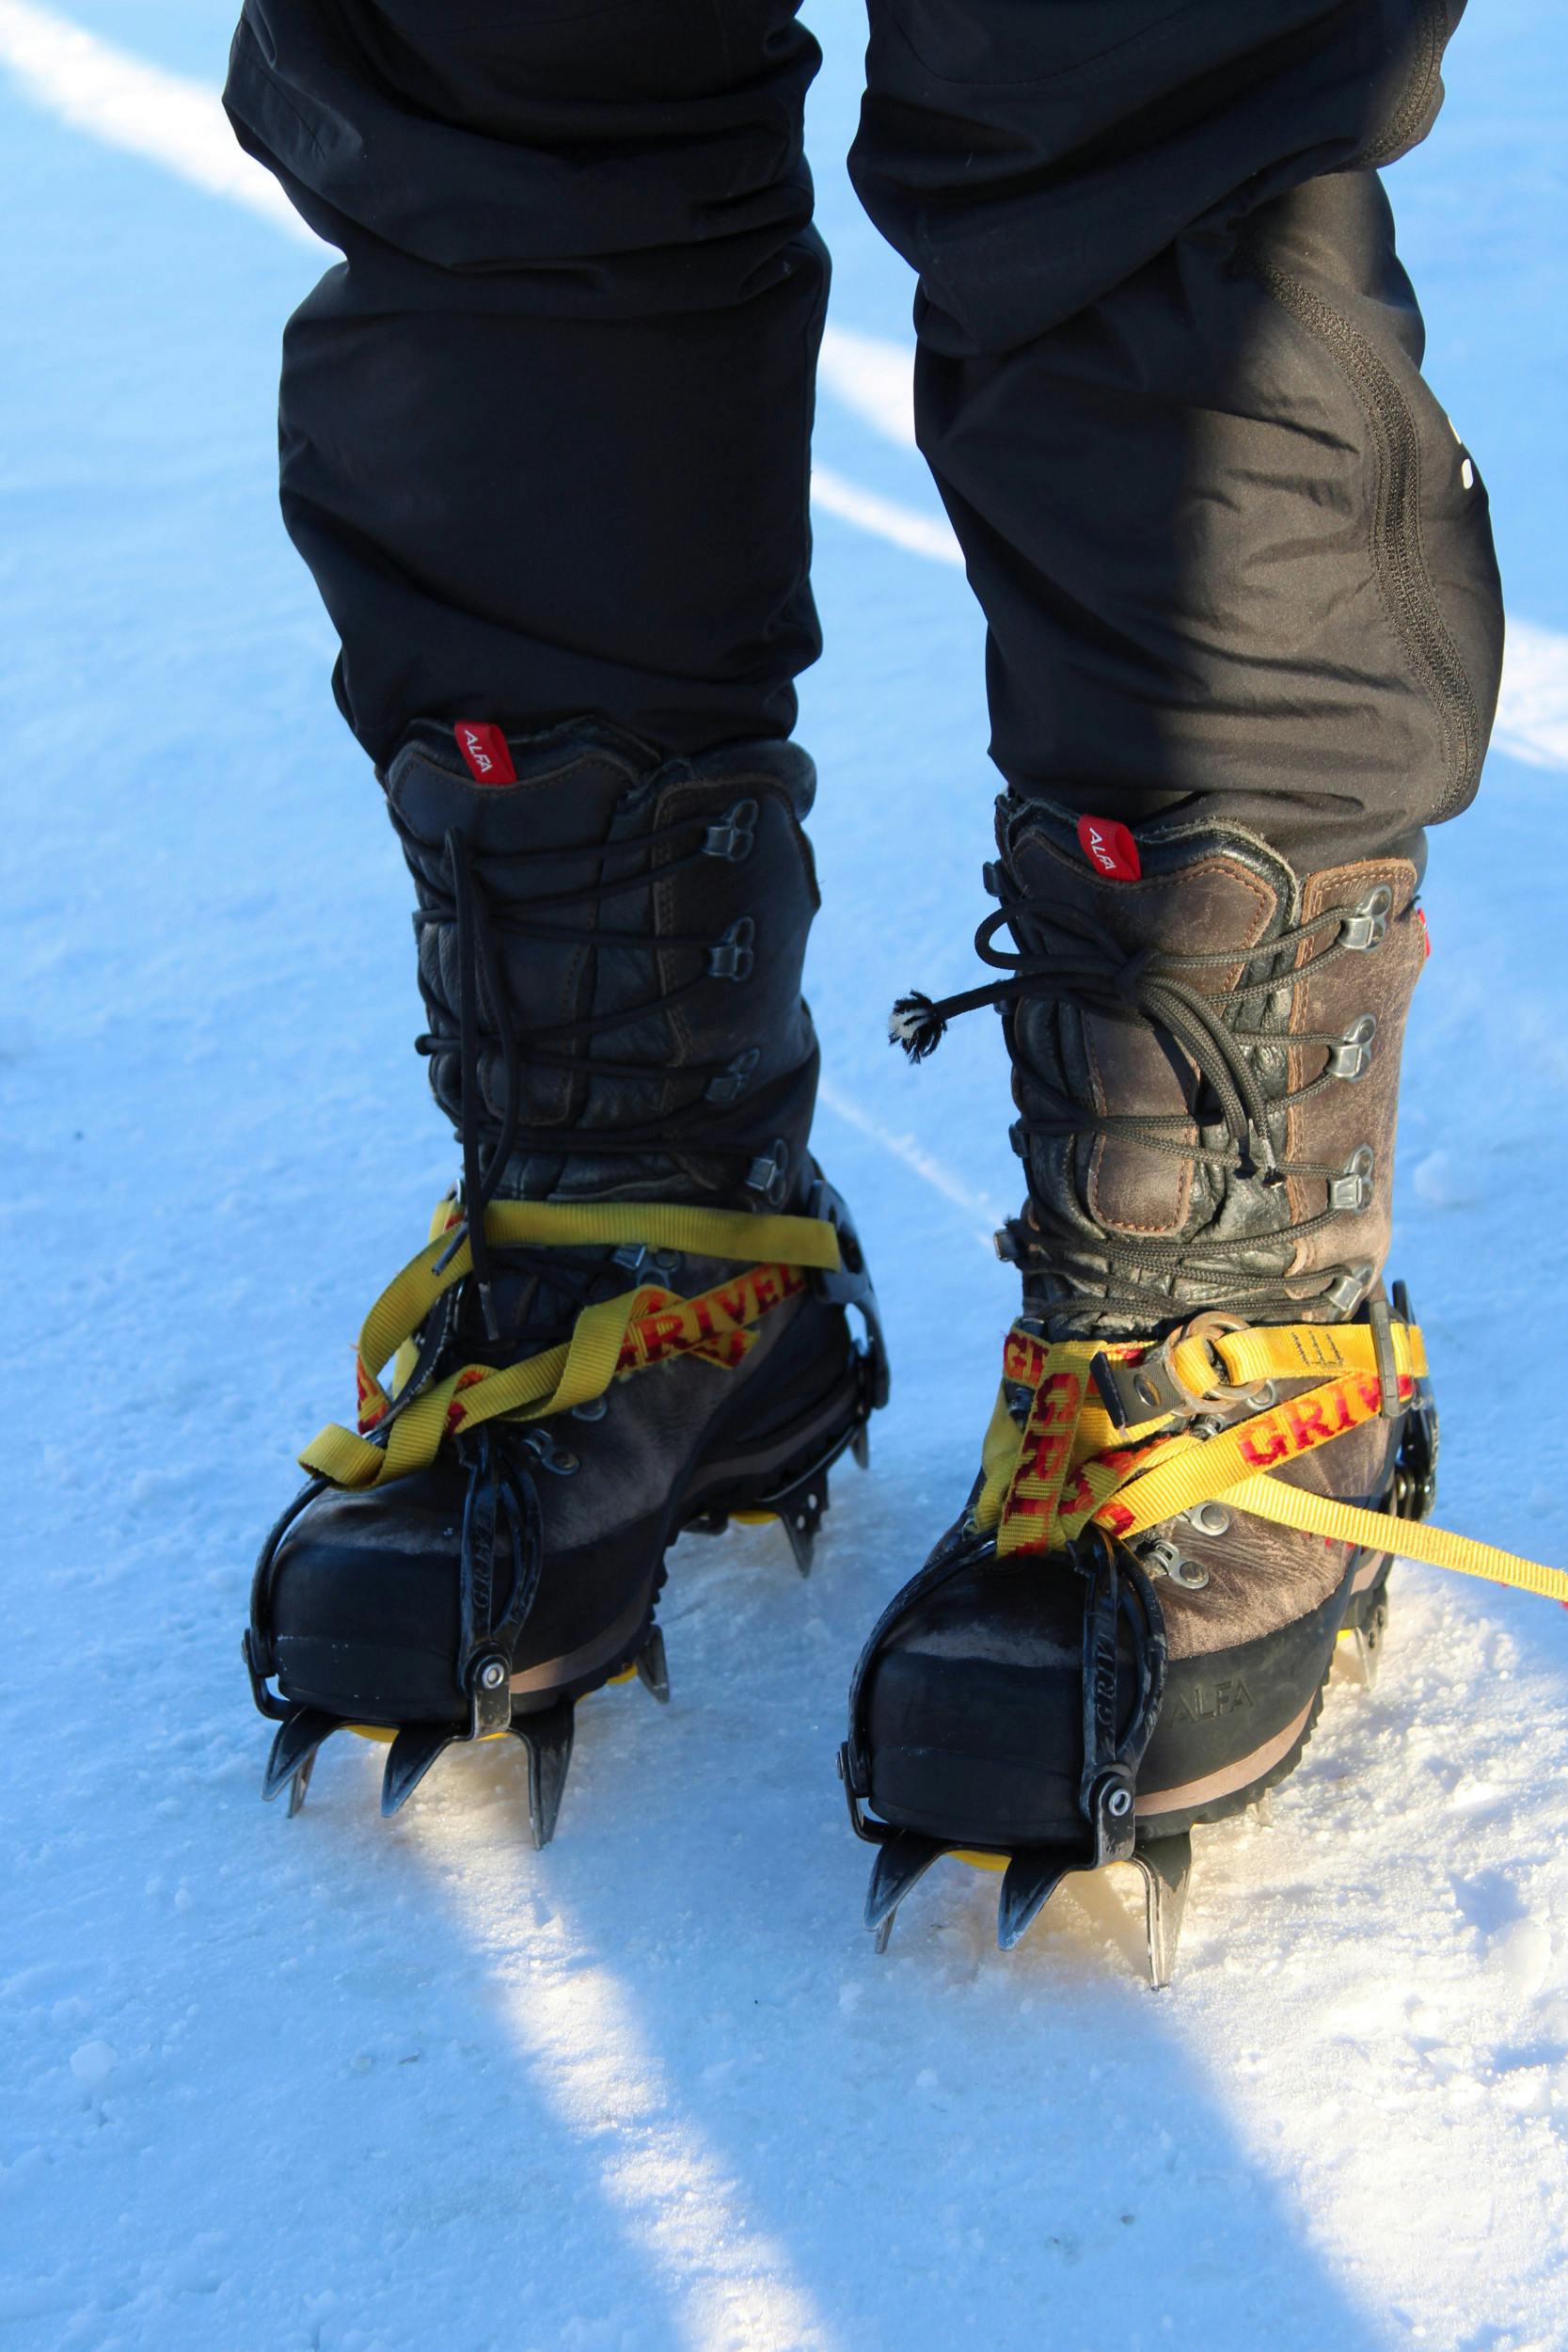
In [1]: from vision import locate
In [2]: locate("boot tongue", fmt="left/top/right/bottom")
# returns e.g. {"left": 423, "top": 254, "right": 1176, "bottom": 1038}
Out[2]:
{"left": 1001, "top": 800, "right": 1292, "bottom": 972}
{"left": 385, "top": 722, "right": 652, "bottom": 854}
{"left": 996, "top": 800, "right": 1297, "bottom": 1324}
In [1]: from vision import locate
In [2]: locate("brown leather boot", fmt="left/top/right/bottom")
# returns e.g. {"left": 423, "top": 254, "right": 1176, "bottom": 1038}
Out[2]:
{"left": 842, "top": 795, "right": 1438, "bottom": 1980}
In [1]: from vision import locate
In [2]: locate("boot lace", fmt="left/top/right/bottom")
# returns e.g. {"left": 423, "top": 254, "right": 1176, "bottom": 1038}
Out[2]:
{"left": 891, "top": 882, "right": 1390, "bottom": 1328}
{"left": 398, "top": 804, "right": 784, "bottom": 1343}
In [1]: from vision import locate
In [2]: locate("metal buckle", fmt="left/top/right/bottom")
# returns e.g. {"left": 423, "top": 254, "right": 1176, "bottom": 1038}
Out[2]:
{"left": 1091, "top": 1311, "right": 1252, "bottom": 1431}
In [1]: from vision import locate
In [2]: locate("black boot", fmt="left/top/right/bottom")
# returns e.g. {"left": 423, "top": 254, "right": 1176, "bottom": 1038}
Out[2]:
{"left": 842, "top": 797, "right": 1437, "bottom": 1979}
{"left": 246, "top": 723, "right": 885, "bottom": 1842}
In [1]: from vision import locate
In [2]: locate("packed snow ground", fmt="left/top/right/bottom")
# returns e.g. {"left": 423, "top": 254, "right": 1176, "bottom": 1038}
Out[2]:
{"left": 4, "top": 6, "right": 1568, "bottom": 2348}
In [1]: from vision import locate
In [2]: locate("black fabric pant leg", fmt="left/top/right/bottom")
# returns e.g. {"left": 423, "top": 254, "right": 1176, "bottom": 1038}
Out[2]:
{"left": 224, "top": 0, "right": 826, "bottom": 767}
{"left": 851, "top": 0, "right": 1504, "bottom": 866}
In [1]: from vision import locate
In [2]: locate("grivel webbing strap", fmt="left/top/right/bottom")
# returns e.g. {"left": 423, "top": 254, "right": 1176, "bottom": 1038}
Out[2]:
{"left": 976, "top": 1317, "right": 1568, "bottom": 1610}
{"left": 300, "top": 1200, "right": 841, "bottom": 1493}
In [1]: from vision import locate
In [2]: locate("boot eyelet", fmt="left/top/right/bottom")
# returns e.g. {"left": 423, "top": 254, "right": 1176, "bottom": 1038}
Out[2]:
{"left": 746, "top": 1137, "right": 790, "bottom": 1207}
{"left": 1325, "top": 1012, "right": 1377, "bottom": 1080}
{"left": 519, "top": 1429, "right": 579, "bottom": 1476}
{"left": 702, "top": 799, "right": 757, "bottom": 862}
{"left": 1341, "top": 886, "right": 1393, "bottom": 950}
{"left": 1328, "top": 1145, "right": 1375, "bottom": 1214}
{"left": 1322, "top": 1261, "right": 1375, "bottom": 1315}
{"left": 1138, "top": 1536, "right": 1211, "bottom": 1591}
{"left": 708, "top": 916, "right": 756, "bottom": 981}
{"left": 705, "top": 1046, "right": 760, "bottom": 1105}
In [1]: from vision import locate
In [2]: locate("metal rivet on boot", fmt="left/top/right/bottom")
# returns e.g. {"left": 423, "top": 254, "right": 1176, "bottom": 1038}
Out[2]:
{"left": 1185, "top": 1502, "right": 1231, "bottom": 1538}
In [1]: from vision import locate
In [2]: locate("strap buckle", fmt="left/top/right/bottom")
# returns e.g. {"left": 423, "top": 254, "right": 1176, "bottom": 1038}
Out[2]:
{"left": 1091, "top": 1311, "right": 1252, "bottom": 1431}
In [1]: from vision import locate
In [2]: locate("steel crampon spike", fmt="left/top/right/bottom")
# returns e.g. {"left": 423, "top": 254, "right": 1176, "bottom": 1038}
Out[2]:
{"left": 634, "top": 1623, "right": 671, "bottom": 1705}
{"left": 262, "top": 1707, "right": 342, "bottom": 1810}
{"left": 776, "top": 1469, "right": 829, "bottom": 1578}
{"left": 996, "top": 1848, "right": 1076, "bottom": 1952}
{"left": 380, "top": 1723, "right": 459, "bottom": 1819}
{"left": 865, "top": 1829, "right": 950, "bottom": 1953}
{"left": 1342, "top": 1602, "right": 1387, "bottom": 1690}
{"left": 512, "top": 1697, "right": 576, "bottom": 1850}
{"left": 286, "top": 1748, "right": 318, "bottom": 1818}
{"left": 1131, "top": 1833, "right": 1193, "bottom": 1991}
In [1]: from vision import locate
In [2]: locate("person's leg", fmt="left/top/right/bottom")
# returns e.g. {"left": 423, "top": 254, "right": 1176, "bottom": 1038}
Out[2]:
{"left": 850, "top": 0, "right": 1501, "bottom": 862}
{"left": 229, "top": 4, "right": 887, "bottom": 1836}
{"left": 225, "top": 0, "right": 829, "bottom": 762}
{"left": 842, "top": 4, "right": 1507, "bottom": 1973}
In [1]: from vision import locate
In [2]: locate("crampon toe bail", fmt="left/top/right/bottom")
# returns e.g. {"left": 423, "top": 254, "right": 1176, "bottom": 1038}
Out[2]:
{"left": 842, "top": 1525, "right": 1180, "bottom": 1979}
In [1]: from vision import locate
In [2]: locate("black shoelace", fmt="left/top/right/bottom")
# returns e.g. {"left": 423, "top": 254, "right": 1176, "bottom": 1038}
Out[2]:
{"left": 892, "top": 888, "right": 1385, "bottom": 1327}
{"left": 405, "top": 811, "right": 766, "bottom": 1342}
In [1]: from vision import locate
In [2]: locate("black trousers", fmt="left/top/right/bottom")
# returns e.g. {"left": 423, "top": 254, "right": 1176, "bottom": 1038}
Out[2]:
{"left": 227, "top": 0, "right": 1502, "bottom": 866}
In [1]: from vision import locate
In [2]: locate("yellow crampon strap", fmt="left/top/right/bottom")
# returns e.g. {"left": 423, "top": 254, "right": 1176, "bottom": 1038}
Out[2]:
{"left": 974, "top": 1315, "right": 1568, "bottom": 1608}
{"left": 300, "top": 1200, "right": 842, "bottom": 1493}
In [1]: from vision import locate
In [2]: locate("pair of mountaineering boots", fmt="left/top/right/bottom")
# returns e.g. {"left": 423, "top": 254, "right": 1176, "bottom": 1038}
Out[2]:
{"left": 249, "top": 726, "right": 1536, "bottom": 1987}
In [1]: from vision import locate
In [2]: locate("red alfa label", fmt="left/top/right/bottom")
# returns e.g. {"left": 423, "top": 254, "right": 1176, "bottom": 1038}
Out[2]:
{"left": 454, "top": 722, "right": 517, "bottom": 786}
{"left": 1077, "top": 815, "right": 1141, "bottom": 881}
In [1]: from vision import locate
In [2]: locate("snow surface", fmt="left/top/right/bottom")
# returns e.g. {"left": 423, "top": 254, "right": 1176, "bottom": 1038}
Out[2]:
{"left": 4, "top": 6, "right": 1568, "bottom": 2348}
